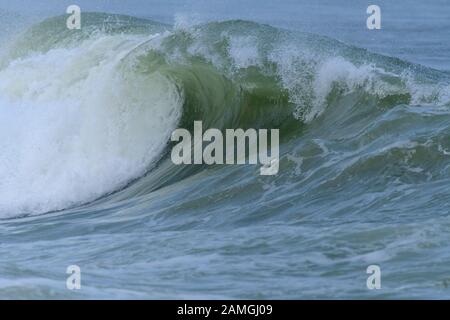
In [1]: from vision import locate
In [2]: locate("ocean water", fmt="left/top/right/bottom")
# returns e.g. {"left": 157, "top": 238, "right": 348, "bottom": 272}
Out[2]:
{"left": 0, "top": 0, "right": 449, "bottom": 299}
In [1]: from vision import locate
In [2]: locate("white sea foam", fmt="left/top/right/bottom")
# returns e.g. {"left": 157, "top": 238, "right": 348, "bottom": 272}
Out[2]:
{"left": 0, "top": 35, "right": 183, "bottom": 217}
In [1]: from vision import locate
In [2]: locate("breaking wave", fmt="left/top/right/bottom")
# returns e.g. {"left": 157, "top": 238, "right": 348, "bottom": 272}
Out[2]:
{"left": 0, "top": 13, "right": 449, "bottom": 218}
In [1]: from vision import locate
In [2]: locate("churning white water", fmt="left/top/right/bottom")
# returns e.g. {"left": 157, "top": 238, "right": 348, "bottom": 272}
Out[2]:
{"left": 0, "top": 35, "right": 183, "bottom": 217}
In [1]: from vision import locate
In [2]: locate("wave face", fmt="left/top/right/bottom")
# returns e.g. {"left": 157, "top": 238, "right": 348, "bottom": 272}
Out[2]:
{"left": 1, "top": 12, "right": 450, "bottom": 299}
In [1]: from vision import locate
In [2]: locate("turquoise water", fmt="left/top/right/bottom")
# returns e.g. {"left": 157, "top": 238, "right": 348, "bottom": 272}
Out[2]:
{"left": 0, "top": 1, "right": 450, "bottom": 299}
